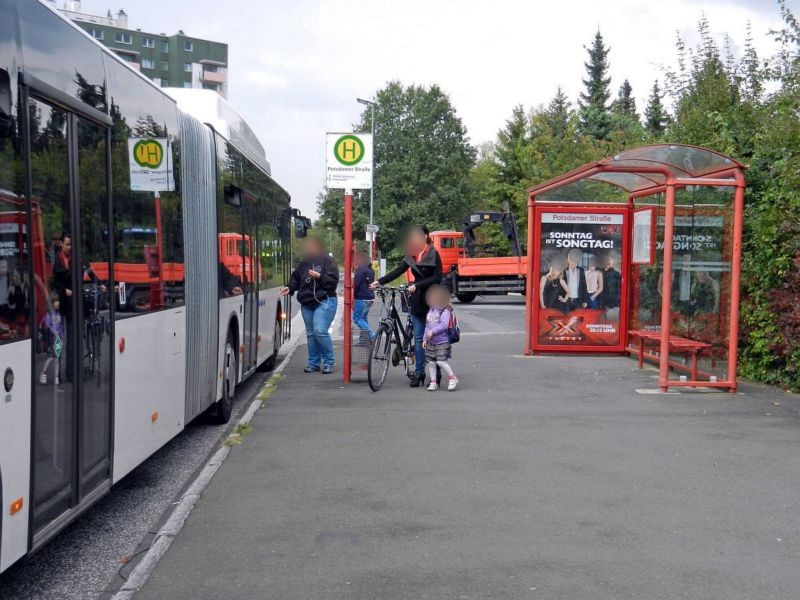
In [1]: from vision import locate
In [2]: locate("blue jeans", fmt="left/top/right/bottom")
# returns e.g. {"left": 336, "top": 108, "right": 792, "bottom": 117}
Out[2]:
{"left": 353, "top": 299, "right": 373, "bottom": 334}
{"left": 411, "top": 313, "right": 427, "bottom": 376}
{"left": 300, "top": 297, "right": 338, "bottom": 369}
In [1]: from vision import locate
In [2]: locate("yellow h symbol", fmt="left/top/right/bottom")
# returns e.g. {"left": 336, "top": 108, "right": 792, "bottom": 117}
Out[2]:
{"left": 341, "top": 140, "right": 358, "bottom": 160}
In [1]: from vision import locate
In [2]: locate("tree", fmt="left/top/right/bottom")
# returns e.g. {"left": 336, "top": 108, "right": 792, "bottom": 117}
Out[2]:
{"left": 611, "top": 79, "right": 637, "bottom": 118}
{"left": 738, "top": 0, "right": 800, "bottom": 390}
{"left": 644, "top": 81, "right": 668, "bottom": 138}
{"left": 317, "top": 81, "right": 476, "bottom": 260}
{"left": 494, "top": 105, "right": 528, "bottom": 185}
{"left": 578, "top": 31, "right": 612, "bottom": 140}
{"left": 544, "top": 86, "right": 571, "bottom": 139}
{"left": 609, "top": 78, "right": 645, "bottom": 142}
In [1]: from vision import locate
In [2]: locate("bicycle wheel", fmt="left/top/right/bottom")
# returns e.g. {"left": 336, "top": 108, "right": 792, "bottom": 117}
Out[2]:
{"left": 403, "top": 319, "right": 417, "bottom": 379}
{"left": 368, "top": 323, "right": 392, "bottom": 392}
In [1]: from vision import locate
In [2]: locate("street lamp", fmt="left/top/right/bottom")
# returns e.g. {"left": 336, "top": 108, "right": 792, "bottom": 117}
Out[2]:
{"left": 357, "top": 97, "right": 376, "bottom": 259}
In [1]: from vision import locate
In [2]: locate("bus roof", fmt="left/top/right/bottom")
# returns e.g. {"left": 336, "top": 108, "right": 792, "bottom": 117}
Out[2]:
{"left": 165, "top": 88, "right": 271, "bottom": 176}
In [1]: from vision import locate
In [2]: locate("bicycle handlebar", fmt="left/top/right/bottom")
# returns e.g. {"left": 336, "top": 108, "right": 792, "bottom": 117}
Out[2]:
{"left": 374, "top": 284, "right": 409, "bottom": 299}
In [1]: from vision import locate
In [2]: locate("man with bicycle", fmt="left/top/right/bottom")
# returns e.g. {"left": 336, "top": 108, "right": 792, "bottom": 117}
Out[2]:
{"left": 371, "top": 225, "right": 442, "bottom": 388}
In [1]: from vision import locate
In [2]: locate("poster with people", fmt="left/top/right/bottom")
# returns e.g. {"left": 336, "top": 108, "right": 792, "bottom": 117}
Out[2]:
{"left": 536, "top": 210, "right": 625, "bottom": 349}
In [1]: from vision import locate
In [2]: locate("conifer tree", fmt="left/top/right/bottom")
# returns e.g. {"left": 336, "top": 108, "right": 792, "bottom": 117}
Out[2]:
{"left": 612, "top": 79, "right": 637, "bottom": 118}
{"left": 544, "top": 86, "right": 572, "bottom": 139}
{"left": 494, "top": 104, "right": 528, "bottom": 185}
{"left": 578, "top": 31, "right": 612, "bottom": 140}
{"left": 644, "top": 81, "right": 668, "bottom": 138}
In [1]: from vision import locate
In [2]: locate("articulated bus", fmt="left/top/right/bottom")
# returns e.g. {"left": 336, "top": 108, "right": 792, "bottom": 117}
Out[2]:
{"left": 0, "top": 0, "right": 299, "bottom": 572}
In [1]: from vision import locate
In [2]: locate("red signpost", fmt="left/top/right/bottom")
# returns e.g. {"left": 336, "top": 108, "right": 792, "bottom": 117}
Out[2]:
{"left": 343, "top": 191, "right": 353, "bottom": 384}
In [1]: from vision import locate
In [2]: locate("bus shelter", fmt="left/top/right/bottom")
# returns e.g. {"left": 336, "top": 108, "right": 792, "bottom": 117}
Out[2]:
{"left": 524, "top": 144, "right": 746, "bottom": 392}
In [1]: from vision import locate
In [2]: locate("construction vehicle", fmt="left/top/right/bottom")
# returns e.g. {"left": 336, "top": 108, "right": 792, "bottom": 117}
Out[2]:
{"left": 431, "top": 205, "right": 527, "bottom": 303}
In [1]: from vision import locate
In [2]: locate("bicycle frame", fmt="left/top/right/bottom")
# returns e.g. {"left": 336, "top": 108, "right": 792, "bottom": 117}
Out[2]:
{"left": 377, "top": 290, "right": 413, "bottom": 354}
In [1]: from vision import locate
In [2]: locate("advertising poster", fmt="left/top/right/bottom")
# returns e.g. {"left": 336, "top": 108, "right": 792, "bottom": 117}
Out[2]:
{"left": 537, "top": 210, "right": 625, "bottom": 349}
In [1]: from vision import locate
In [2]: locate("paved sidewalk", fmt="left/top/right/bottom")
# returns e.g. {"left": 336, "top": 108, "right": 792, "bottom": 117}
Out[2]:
{"left": 136, "top": 327, "right": 800, "bottom": 599}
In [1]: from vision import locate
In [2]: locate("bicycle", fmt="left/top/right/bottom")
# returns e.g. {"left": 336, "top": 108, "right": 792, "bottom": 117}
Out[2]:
{"left": 367, "top": 285, "right": 417, "bottom": 391}
{"left": 82, "top": 283, "right": 107, "bottom": 384}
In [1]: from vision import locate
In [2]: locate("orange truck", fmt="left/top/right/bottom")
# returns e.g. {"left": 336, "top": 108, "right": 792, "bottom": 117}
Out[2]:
{"left": 431, "top": 209, "right": 527, "bottom": 303}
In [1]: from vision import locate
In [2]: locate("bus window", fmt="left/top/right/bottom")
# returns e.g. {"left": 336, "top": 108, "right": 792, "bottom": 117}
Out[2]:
{"left": 0, "top": 97, "right": 29, "bottom": 342}
{"left": 113, "top": 131, "right": 185, "bottom": 317}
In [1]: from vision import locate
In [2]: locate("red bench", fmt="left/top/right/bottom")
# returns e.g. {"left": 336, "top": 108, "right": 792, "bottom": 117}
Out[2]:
{"left": 627, "top": 329, "right": 712, "bottom": 381}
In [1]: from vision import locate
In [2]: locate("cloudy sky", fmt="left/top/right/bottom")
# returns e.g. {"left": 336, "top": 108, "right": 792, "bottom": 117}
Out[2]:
{"left": 76, "top": 0, "right": 797, "bottom": 218}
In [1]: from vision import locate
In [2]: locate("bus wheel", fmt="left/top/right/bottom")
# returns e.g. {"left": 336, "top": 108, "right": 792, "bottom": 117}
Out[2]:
{"left": 215, "top": 329, "right": 237, "bottom": 423}
{"left": 456, "top": 292, "right": 476, "bottom": 304}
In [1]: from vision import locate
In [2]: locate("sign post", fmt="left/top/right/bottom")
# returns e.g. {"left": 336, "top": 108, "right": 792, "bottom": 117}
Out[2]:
{"left": 343, "top": 190, "right": 353, "bottom": 383}
{"left": 326, "top": 132, "right": 373, "bottom": 384}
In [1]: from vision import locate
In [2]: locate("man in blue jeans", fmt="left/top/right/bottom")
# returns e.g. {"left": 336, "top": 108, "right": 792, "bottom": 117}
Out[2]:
{"left": 281, "top": 237, "right": 339, "bottom": 373}
{"left": 352, "top": 251, "right": 375, "bottom": 342}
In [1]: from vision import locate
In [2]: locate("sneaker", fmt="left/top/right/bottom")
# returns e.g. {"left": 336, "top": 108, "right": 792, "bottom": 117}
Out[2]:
{"left": 447, "top": 376, "right": 458, "bottom": 391}
{"left": 54, "top": 376, "right": 60, "bottom": 385}
{"left": 427, "top": 381, "right": 438, "bottom": 391}
{"left": 39, "top": 373, "right": 47, "bottom": 385}
{"left": 304, "top": 365, "right": 321, "bottom": 373}
{"left": 322, "top": 365, "right": 334, "bottom": 374}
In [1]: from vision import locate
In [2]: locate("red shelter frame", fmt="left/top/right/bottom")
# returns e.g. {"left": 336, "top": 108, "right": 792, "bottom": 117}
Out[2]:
{"left": 524, "top": 144, "right": 746, "bottom": 393}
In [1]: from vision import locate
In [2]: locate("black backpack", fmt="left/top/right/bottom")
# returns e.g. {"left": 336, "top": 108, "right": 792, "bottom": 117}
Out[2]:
{"left": 447, "top": 309, "right": 460, "bottom": 344}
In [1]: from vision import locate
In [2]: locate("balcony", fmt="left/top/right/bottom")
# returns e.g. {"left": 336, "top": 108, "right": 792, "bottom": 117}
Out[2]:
{"left": 201, "top": 69, "right": 226, "bottom": 84}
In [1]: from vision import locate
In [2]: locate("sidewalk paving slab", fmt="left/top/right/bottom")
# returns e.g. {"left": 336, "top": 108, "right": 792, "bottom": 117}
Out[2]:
{"left": 136, "top": 332, "right": 800, "bottom": 600}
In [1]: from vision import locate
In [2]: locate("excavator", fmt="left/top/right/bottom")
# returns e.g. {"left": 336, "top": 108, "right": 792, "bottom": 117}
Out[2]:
{"left": 430, "top": 203, "right": 527, "bottom": 303}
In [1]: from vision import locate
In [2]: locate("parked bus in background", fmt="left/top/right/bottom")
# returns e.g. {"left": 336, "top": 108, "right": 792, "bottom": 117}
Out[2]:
{"left": 0, "top": 0, "right": 305, "bottom": 573}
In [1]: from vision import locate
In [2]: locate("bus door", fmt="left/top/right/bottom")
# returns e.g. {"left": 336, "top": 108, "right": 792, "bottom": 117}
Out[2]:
{"left": 241, "top": 196, "right": 258, "bottom": 373}
{"left": 27, "top": 96, "right": 113, "bottom": 540}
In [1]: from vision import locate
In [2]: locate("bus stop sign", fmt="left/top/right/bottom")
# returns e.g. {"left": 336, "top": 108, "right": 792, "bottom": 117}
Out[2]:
{"left": 326, "top": 133, "right": 372, "bottom": 190}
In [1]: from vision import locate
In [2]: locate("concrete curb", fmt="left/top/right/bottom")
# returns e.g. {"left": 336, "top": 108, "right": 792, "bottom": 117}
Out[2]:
{"left": 111, "top": 311, "right": 307, "bottom": 600}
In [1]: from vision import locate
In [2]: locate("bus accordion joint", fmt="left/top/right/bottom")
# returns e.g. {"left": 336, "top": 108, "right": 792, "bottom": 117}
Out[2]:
{"left": 10, "top": 497, "right": 23, "bottom": 515}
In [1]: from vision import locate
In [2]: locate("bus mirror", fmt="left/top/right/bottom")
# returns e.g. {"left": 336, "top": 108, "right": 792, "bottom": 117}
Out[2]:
{"left": 294, "top": 216, "right": 312, "bottom": 238}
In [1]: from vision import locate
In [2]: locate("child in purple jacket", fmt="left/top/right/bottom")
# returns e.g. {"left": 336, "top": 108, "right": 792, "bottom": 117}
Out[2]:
{"left": 422, "top": 284, "right": 458, "bottom": 391}
{"left": 40, "top": 292, "right": 65, "bottom": 385}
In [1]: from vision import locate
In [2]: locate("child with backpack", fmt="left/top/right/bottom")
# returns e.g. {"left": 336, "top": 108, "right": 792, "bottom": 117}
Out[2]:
{"left": 422, "top": 284, "right": 459, "bottom": 391}
{"left": 39, "top": 292, "right": 65, "bottom": 385}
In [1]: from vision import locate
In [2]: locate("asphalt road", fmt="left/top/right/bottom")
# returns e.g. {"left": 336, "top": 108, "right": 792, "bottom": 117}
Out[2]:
{"left": 0, "top": 295, "right": 522, "bottom": 599}
{"left": 0, "top": 302, "right": 302, "bottom": 600}
{"left": 135, "top": 292, "right": 800, "bottom": 600}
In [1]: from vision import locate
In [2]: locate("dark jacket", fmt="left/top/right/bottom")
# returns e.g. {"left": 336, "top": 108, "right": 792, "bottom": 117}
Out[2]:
{"left": 379, "top": 245, "right": 442, "bottom": 316}
{"left": 51, "top": 251, "right": 72, "bottom": 317}
{"left": 288, "top": 254, "right": 339, "bottom": 307}
{"left": 602, "top": 267, "right": 622, "bottom": 308}
{"left": 354, "top": 265, "right": 375, "bottom": 300}
{"left": 560, "top": 265, "right": 589, "bottom": 306}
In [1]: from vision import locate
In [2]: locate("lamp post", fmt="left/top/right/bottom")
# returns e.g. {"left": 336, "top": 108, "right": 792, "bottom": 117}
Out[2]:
{"left": 357, "top": 97, "right": 376, "bottom": 259}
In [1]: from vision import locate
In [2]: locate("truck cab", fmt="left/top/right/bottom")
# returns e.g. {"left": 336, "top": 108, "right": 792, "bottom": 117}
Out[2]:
{"left": 430, "top": 230, "right": 465, "bottom": 274}
{"left": 430, "top": 209, "right": 527, "bottom": 303}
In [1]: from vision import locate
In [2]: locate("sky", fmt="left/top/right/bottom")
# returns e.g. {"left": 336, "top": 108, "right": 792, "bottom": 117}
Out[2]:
{"left": 74, "top": 0, "right": 797, "bottom": 219}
